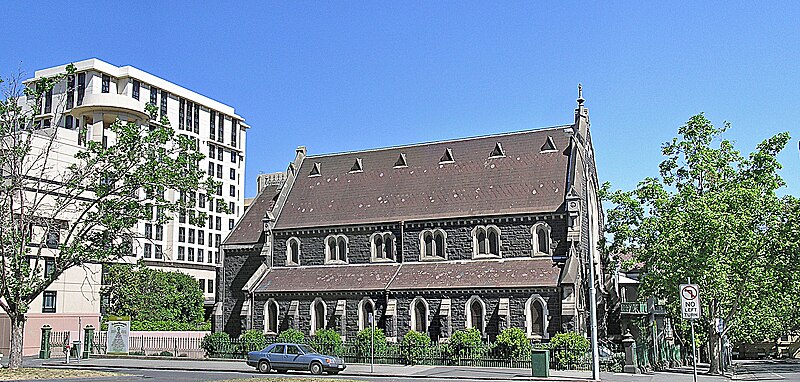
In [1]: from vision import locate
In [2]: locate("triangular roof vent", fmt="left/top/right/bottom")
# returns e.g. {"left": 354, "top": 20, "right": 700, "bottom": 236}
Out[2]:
{"left": 308, "top": 162, "right": 321, "bottom": 177}
{"left": 349, "top": 158, "right": 363, "bottom": 173}
{"left": 439, "top": 148, "right": 454, "bottom": 164}
{"left": 541, "top": 136, "right": 557, "bottom": 152}
{"left": 394, "top": 153, "right": 408, "bottom": 168}
{"left": 489, "top": 142, "right": 505, "bottom": 158}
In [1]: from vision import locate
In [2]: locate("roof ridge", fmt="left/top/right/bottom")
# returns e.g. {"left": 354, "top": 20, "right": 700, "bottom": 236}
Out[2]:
{"left": 305, "top": 124, "right": 572, "bottom": 159}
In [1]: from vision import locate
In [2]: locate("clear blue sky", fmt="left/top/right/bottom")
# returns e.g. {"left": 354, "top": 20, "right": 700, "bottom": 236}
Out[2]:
{"left": 3, "top": 2, "right": 798, "bottom": 198}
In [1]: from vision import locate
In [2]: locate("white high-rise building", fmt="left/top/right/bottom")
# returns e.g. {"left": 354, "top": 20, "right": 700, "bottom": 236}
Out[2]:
{"left": 0, "top": 59, "right": 249, "bottom": 355}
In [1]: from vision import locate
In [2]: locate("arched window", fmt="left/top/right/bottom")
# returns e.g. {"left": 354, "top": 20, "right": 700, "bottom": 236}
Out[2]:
{"left": 264, "top": 299, "right": 279, "bottom": 334}
{"left": 532, "top": 222, "right": 551, "bottom": 256}
{"left": 358, "top": 298, "right": 376, "bottom": 331}
{"left": 324, "top": 234, "right": 348, "bottom": 264}
{"left": 410, "top": 298, "right": 428, "bottom": 333}
{"left": 310, "top": 298, "right": 327, "bottom": 335}
{"left": 473, "top": 225, "right": 501, "bottom": 258}
{"left": 525, "top": 295, "right": 549, "bottom": 339}
{"left": 465, "top": 296, "right": 485, "bottom": 335}
{"left": 372, "top": 232, "right": 396, "bottom": 261}
{"left": 420, "top": 229, "right": 446, "bottom": 260}
{"left": 287, "top": 237, "right": 300, "bottom": 265}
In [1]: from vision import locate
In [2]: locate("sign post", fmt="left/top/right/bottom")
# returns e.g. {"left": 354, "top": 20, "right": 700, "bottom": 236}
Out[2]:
{"left": 681, "top": 279, "right": 701, "bottom": 382}
{"left": 369, "top": 312, "right": 374, "bottom": 373}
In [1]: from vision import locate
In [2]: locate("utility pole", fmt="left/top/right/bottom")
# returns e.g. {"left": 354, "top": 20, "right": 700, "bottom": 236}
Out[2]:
{"left": 689, "top": 277, "right": 698, "bottom": 382}
{"left": 587, "top": 224, "right": 600, "bottom": 381}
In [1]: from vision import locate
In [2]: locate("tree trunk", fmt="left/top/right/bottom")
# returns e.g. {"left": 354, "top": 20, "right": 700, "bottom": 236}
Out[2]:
{"left": 708, "top": 327, "right": 721, "bottom": 374}
{"left": 8, "top": 313, "right": 26, "bottom": 369}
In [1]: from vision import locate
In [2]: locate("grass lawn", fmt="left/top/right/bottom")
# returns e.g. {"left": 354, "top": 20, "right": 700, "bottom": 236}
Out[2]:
{"left": 0, "top": 367, "right": 123, "bottom": 380}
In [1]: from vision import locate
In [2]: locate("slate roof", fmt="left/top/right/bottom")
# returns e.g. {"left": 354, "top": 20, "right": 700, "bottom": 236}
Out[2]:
{"left": 252, "top": 258, "right": 560, "bottom": 294}
{"left": 274, "top": 127, "right": 573, "bottom": 230}
{"left": 224, "top": 184, "right": 281, "bottom": 245}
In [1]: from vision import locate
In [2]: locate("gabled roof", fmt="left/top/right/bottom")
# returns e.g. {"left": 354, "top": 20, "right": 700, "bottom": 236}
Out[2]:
{"left": 274, "top": 126, "right": 573, "bottom": 230}
{"left": 224, "top": 183, "right": 281, "bottom": 245}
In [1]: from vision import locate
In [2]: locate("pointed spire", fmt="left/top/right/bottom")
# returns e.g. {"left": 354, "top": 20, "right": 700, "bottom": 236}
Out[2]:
{"left": 577, "top": 83, "right": 584, "bottom": 106}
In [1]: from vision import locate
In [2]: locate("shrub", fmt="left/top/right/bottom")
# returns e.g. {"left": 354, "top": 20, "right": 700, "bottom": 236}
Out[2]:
{"left": 494, "top": 327, "right": 531, "bottom": 359}
{"left": 240, "top": 330, "right": 268, "bottom": 352}
{"left": 201, "top": 331, "right": 231, "bottom": 357}
{"left": 277, "top": 328, "right": 305, "bottom": 344}
{"left": 447, "top": 328, "right": 486, "bottom": 361}
{"left": 156, "top": 351, "right": 174, "bottom": 357}
{"left": 356, "top": 327, "right": 388, "bottom": 358}
{"left": 401, "top": 330, "right": 431, "bottom": 365}
{"left": 129, "top": 320, "right": 209, "bottom": 331}
{"left": 549, "top": 332, "right": 590, "bottom": 370}
{"left": 311, "top": 329, "right": 343, "bottom": 355}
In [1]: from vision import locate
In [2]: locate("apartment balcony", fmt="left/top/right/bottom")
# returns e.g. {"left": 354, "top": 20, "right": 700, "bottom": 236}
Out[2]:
{"left": 621, "top": 301, "right": 648, "bottom": 315}
{"left": 70, "top": 92, "right": 149, "bottom": 120}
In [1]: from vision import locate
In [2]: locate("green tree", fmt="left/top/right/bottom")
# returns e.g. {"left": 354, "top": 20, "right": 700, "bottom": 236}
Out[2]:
{"left": 401, "top": 330, "right": 431, "bottom": 365}
{"left": 102, "top": 263, "right": 205, "bottom": 325}
{"left": 494, "top": 327, "right": 531, "bottom": 359}
{"left": 277, "top": 328, "right": 305, "bottom": 343}
{"left": 602, "top": 114, "right": 799, "bottom": 374}
{"left": 0, "top": 67, "right": 215, "bottom": 368}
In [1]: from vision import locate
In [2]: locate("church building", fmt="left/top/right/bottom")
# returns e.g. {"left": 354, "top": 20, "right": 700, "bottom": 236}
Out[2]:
{"left": 217, "top": 90, "right": 607, "bottom": 343}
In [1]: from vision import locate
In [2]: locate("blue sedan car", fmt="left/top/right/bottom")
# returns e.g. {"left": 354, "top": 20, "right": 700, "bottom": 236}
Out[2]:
{"left": 247, "top": 343, "right": 346, "bottom": 375}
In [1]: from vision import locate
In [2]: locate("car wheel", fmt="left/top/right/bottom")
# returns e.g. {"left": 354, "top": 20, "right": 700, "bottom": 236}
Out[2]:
{"left": 258, "top": 360, "right": 271, "bottom": 374}
{"left": 310, "top": 361, "right": 323, "bottom": 375}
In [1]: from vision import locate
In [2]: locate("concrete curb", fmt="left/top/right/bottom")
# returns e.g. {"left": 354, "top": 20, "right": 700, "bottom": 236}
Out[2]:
{"left": 41, "top": 361, "right": 590, "bottom": 381}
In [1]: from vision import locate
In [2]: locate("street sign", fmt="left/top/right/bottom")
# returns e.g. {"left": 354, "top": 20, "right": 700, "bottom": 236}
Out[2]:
{"left": 680, "top": 284, "right": 701, "bottom": 320}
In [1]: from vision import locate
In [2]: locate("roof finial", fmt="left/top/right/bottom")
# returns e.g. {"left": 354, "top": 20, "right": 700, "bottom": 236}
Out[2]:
{"left": 577, "top": 83, "right": 584, "bottom": 106}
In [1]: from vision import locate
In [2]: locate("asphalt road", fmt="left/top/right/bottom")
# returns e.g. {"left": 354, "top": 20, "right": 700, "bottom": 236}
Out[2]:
{"left": 734, "top": 359, "right": 800, "bottom": 381}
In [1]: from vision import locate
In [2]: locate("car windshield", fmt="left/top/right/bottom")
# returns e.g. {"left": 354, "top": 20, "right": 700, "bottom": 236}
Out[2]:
{"left": 298, "top": 344, "right": 317, "bottom": 354}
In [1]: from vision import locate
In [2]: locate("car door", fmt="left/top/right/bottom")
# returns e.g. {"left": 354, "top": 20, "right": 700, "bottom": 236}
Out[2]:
{"left": 285, "top": 345, "right": 304, "bottom": 370}
{"left": 267, "top": 344, "right": 286, "bottom": 368}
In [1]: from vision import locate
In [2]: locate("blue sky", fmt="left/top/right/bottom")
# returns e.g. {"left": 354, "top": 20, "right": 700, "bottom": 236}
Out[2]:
{"left": 2, "top": 2, "right": 798, "bottom": 198}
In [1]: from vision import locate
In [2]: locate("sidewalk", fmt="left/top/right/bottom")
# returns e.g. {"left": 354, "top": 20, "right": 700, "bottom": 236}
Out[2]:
{"left": 39, "top": 356, "right": 593, "bottom": 381}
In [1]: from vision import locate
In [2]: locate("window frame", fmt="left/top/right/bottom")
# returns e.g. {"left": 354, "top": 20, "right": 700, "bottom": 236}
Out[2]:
{"left": 42, "top": 291, "right": 57, "bottom": 313}
{"left": 419, "top": 229, "right": 447, "bottom": 260}
{"left": 525, "top": 294, "right": 549, "bottom": 340}
{"left": 370, "top": 232, "right": 396, "bottom": 262}
{"left": 472, "top": 225, "right": 502, "bottom": 259}
{"left": 531, "top": 222, "right": 552, "bottom": 256}
{"left": 324, "top": 234, "right": 348, "bottom": 264}
{"left": 286, "top": 237, "right": 301, "bottom": 266}
{"left": 264, "top": 299, "right": 280, "bottom": 335}
{"left": 465, "top": 296, "right": 487, "bottom": 336}
{"left": 358, "top": 297, "right": 376, "bottom": 331}
{"left": 409, "top": 297, "right": 429, "bottom": 334}
{"left": 310, "top": 297, "right": 327, "bottom": 335}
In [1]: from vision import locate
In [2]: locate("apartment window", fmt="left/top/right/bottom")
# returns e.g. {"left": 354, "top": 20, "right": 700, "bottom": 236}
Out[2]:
{"left": 229, "top": 168, "right": 235, "bottom": 180}
{"left": 144, "top": 243, "right": 152, "bottom": 258}
{"left": 155, "top": 225, "right": 163, "bottom": 241}
{"left": 44, "top": 88, "right": 53, "bottom": 113}
{"left": 101, "top": 74, "right": 110, "bottom": 93}
{"left": 207, "top": 279, "right": 214, "bottom": 294}
{"left": 145, "top": 223, "right": 153, "bottom": 239}
{"left": 178, "top": 227, "right": 186, "bottom": 242}
{"left": 229, "top": 150, "right": 236, "bottom": 163}
{"left": 228, "top": 219, "right": 234, "bottom": 230}
{"left": 218, "top": 147, "right": 224, "bottom": 160}
{"left": 208, "top": 250, "right": 214, "bottom": 263}
{"left": 77, "top": 73, "right": 86, "bottom": 106}
{"left": 215, "top": 251, "right": 220, "bottom": 264}
{"left": 150, "top": 86, "right": 158, "bottom": 106}
{"left": 208, "top": 144, "right": 215, "bottom": 159}
{"left": 208, "top": 232, "right": 213, "bottom": 248}
{"left": 216, "top": 184, "right": 222, "bottom": 196}
{"left": 198, "top": 230, "right": 205, "bottom": 245}
{"left": 198, "top": 249, "right": 204, "bottom": 263}
{"left": 473, "top": 225, "right": 501, "bottom": 258}
{"left": 216, "top": 164, "right": 222, "bottom": 179}
{"left": 42, "top": 291, "right": 56, "bottom": 313}
{"left": 45, "top": 228, "right": 60, "bottom": 249}
{"left": 178, "top": 246, "right": 185, "bottom": 261}
{"left": 325, "top": 235, "right": 348, "bottom": 264}
{"left": 160, "top": 90, "right": 168, "bottom": 116}
{"left": 188, "top": 247, "right": 195, "bottom": 262}
{"left": 207, "top": 162, "right": 214, "bottom": 176}
{"left": 209, "top": 110, "right": 216, "bottom": 141}
{"left": 64, "top": 115, "right": 74, "bottom": 129}
{"left": 179, "top": 99, "right": 185, "bottom": 130}
{"left": 371, "top": 232, "right": 395, "bottom": 261}
{"left": 155, "top": 244, "right": 163, "bottom": 259}
{"left": 215, "top": 234, "right": 221, "bottom": 248}
{"left": 229, "top": 202, "right": 235, "bottom": 213}
{"left": 218, "top": 114, "right": 225, "bottom": 143}
{"left": 198, "top": 194, "right": 206, "bottom": 209}
{"left": 199, "top": 279, "right": 205, "bottom": 293}
{"left": 132, "top": 80, "right": 140, "bottom": 100}
{"left": 287, "top": 237, "right": 301, "bottom": 265}
{"left": 186, "top": 101, "right": 193, "bottom": 131}
{"left": 420, "top": 229, "right": 446, "bottom": 260}
{"left": 66, "top": 75, "right": 75, "bottom": 109}
{"left": 193, "top": 104, "right": 199, "bottom": 133}
{"left": 179, "top": 211, "right": 186, "bottom": 224}
{"left": 188, "top": 228, "right": 195, "bottom": 244}
{"left": 44, "top": 258, "right": 55, "bottom": 277}
{"left": 229, "top": 185, "right": 235, "bottom": 197}
{"left": 231, "top": 120, "right": 238, "bottom": 148}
